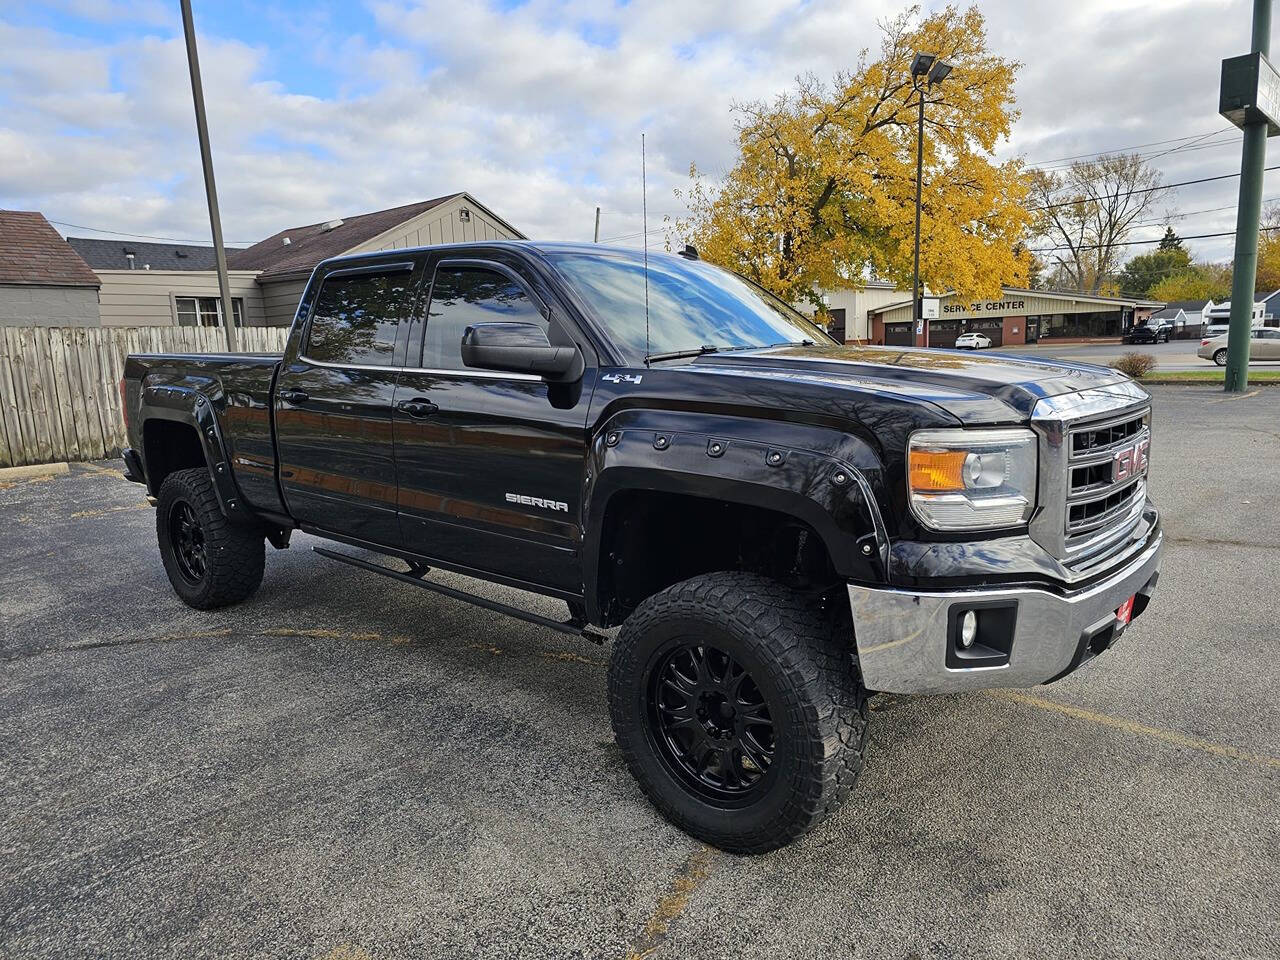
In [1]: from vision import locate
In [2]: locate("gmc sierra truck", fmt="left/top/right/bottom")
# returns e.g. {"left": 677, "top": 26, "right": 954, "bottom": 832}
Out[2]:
{"left": 121, "top": 241, "right": 1161, "bottom": 853}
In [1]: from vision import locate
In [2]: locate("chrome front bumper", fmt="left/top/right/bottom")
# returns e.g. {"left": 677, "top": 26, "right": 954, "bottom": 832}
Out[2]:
{"left": 848, "top": 528, "right": 1162, "bottom": 694}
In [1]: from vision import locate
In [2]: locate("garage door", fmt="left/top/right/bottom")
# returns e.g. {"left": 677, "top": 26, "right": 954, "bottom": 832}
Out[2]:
{"left": 930, "top": 319, "right": 962, "bottom": 348}
{"left": 884, "top": 322, "right": 913, "bottom": 346}
{"left": 970, "top": 318, "right": 1003, "bottom": 347}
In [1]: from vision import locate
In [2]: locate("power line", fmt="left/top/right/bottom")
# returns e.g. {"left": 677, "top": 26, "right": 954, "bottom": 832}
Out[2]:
{"left": 1031, "top": 165, "right": 1280, "bottom": 212}
{"left": 1024, "top": 127, "right": 1236, "bottom": 168}
{"left": 598, "top": 226, "right": 669, "bottom": 244}
{"left": 1030, "top": 225, "right": 1280, "bottom": 254}
{"left": 47, "top": 219, "right": 254, "bottom": 246}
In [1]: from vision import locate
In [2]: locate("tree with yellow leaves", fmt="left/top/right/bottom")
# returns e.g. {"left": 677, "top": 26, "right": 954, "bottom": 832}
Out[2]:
{"left": 673, "top": 4, "right": 1030, "bottom": 308}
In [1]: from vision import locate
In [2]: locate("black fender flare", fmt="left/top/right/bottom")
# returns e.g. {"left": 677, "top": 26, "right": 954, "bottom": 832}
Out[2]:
{"left": 581, "top": 408, "right": 891, "bottom": 622}
{"left": 138, "top": 381, "right": 250, "bottom": 524}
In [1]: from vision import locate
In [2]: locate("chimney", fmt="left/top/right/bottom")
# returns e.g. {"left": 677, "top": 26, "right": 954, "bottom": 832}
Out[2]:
{"left": 125, "top": 252, "right": 135, "bottom": 270}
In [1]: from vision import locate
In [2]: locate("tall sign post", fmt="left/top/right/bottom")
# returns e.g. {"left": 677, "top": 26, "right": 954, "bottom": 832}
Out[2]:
{"left": 180, "top": 0, "right": 237, "bottom": 352}
{"left": 1219, "top": 0, "right": 1276, "bottom": 391}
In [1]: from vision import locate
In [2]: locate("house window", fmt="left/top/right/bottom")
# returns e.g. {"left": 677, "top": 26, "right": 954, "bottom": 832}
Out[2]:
{"left": 175, "top": 297, "right": 243, "bottom": 327}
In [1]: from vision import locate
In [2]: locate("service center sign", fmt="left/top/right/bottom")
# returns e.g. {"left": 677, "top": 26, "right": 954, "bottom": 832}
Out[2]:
{"left": 941, "top": 298, "right": 1026, "bottom": 319}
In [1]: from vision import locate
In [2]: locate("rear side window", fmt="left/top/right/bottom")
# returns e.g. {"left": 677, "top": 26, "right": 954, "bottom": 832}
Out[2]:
{"left": 306, "top": 269, "right": 412, "bottom": 366}
{"left": 423, "top": 265, "right": 545, "bottom": 370}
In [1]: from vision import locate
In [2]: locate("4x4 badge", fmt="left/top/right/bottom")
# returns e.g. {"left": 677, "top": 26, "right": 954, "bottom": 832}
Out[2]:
{"left": 602, "top": 373, "right": 643, "bottom": 384}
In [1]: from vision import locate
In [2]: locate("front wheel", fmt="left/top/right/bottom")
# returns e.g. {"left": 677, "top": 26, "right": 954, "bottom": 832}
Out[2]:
{"left": 157, "top": 467, "right": 265, "bottom": 609}
{"left": 1214, "top": 348, "right": 1228, "bottom": 367}
{"left": 607, "top": 573, "right": 868, "bottom": 854}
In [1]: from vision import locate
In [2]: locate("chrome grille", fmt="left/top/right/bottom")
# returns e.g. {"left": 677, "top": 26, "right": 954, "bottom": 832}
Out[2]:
{"left": 1029, "top": 381, "right": 1153, "bottom": 574}
{"left": 1063, "top": 408, "right": 1149, "bottom": 564}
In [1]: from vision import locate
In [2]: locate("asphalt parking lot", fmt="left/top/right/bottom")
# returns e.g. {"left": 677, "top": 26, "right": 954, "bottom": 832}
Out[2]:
{"left": 996, "top": 339, "right": 1211, "bottom": 370}
{"left": 2, "top": 384, "right": 1278, "bottom": 960}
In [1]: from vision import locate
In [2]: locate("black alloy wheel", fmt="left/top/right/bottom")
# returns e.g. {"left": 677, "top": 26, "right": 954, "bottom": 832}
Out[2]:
{"left": 156, "top": 467, "right": 265, "bottom": 609}
{"left": 648, "top": 642, "right": 775, "bottom": 804}
{"left": 168, "top": 500, "right": 208, "bottom": 585}
{"left": 608, "top": 572, "right": 869, "bottom": 854}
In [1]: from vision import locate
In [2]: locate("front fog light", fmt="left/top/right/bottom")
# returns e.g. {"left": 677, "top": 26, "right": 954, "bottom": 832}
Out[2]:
{"left": 959, "top": 610, "right": 978, "bottom": 649}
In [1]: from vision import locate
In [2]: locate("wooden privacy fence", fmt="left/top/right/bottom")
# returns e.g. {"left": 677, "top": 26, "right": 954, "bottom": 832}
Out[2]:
{"left": 0, "top": 325, "right": 290, "bottom": 468}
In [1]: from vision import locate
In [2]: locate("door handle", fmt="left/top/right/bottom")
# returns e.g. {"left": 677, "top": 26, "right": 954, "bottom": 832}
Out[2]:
{"left": 279, "top": 389, "right": 309, "bottom": 404}
{"left": 396, "top": 398, "right": 439, "bottom": 419}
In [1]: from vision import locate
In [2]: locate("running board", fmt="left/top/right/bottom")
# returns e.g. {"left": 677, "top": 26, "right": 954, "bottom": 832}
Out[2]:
{"left": 313, "top": 547, "right": 607, "bottom": 645}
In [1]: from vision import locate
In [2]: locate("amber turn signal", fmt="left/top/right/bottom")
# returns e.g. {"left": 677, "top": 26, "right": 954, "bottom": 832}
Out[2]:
{"left": 908, "top": 449, "right": 968, "bottom": 492}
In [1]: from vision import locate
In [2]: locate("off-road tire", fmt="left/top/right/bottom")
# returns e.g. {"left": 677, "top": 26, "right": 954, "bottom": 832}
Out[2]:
{"left": 1214, "top": 348, "right": 1228, "bottom": 366}
{"left": 607, "top": 572, "right": 869, "bottom": 854}
{"left": 156, "top": 467, "right": 264, "bottom": 609}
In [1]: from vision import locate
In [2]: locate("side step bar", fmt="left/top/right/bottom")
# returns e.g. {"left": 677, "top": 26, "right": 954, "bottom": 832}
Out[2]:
{"left": 314, "top": 547, "right": 608, "bottom": 645}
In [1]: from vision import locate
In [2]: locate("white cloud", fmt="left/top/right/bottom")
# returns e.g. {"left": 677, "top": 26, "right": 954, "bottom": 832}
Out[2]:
{"left": 0, "top": 0, "right": 1267, "bottom": 264}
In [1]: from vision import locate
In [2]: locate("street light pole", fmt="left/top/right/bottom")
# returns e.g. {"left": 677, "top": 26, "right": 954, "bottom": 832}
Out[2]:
{"left": 1223, "top": 0, "right": 1273, "bottom": 391}
{"left": 913, "top": 85, "right": 926, "bottom": 348}
{"left": 909, "top": 53, "right": 951, "bottom": 350}
{"left": 180, "top": 0, "right": 237, "bottom": 353}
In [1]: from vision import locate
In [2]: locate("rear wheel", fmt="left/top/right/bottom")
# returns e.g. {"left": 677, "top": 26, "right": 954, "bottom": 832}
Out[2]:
{"left": 157, "top": 467, "right": 264, "bottom": 609}
{"left": 1214, "top": 348, "right": 1228, "bottom": 366}
{"left": 608, "top": 572, "right": 868, "bottom": 854}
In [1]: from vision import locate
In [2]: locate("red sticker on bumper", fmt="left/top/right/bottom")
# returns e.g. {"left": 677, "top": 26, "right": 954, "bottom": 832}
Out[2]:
{"left": 1116, "top": 595, "right": 1135, "bottom": 626}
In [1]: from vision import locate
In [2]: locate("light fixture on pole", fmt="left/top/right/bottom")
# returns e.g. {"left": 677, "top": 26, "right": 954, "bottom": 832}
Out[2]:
{"left": 910, "top": 52, "right": 952, "bottom": 349}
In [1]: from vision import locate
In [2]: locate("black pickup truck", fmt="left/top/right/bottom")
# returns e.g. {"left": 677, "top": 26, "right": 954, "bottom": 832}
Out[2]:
{"left": 121, "top": 241, "right": 1161, "bottom": 853}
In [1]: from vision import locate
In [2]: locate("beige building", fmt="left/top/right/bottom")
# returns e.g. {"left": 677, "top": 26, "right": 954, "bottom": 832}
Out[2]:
{"left": 869, "top": 287, "right": 1163, "bottom": 348}
{"left": 809, "top": 281, "right": 909, "bottom": 342}
{"left": 56, "top": 192, "right": 525, "bottom": 329}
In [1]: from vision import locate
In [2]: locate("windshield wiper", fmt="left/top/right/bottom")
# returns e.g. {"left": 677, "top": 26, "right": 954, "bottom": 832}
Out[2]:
{"left": 645, "top": 345, "right": 723, "bottom": 364}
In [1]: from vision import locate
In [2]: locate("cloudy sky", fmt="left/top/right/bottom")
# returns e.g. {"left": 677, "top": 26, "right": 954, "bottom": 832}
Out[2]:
{"left": 0, "top": 0, "right": 1268, "bottom": 264}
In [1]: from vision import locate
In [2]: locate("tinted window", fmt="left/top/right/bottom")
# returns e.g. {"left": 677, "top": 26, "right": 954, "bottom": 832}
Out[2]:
{"left": 306, "top": 270, "right": 411, "bottom": 366}
{"left": 424, "top": 265, "right": 545, "bottom": 370}
{"left": 547, "top": 251, "right": 830, "bottom": 360}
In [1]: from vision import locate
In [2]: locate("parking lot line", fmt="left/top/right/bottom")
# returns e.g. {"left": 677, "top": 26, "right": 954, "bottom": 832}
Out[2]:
{"left": 991, "top": 690, "right": 1280, "bottom": 771}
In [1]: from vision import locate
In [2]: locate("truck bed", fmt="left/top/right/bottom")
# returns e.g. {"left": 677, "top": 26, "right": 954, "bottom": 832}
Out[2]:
{"left": 123, "top": 351, "right": 284, "bottom": 517}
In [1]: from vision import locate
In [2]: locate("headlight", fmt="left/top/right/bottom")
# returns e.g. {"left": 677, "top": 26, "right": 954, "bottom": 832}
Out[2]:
{"left": 907, "top": 428, "right": 1037, "bottom": 531}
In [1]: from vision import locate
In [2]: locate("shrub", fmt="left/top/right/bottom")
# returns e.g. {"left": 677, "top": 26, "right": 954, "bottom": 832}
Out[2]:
{"left": 1111, "top": 351, "right": 1158, "bottom": 380}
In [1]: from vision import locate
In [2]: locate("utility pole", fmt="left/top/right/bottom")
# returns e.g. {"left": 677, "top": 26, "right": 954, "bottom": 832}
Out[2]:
{"left": 593, "top": 206, "right": 601, "bottom": 243}
{"left": 1221, "top": 0, "right": 1274, "bottom": 390}
{"left": 180, "top": 0, "right": 237, "bottom": 352}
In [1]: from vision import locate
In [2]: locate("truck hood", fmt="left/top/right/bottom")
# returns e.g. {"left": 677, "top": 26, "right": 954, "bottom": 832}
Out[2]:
{"left": 688, "top": 344, "right": 1133, "bottom": 424}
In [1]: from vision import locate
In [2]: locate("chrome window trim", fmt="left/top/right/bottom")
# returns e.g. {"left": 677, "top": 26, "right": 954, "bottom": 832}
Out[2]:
{"left": 294, "top": 355, "right": 541, "bottom": 382}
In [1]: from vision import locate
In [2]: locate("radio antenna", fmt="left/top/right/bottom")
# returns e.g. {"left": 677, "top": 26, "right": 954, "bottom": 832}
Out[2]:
{"left": 642, "top": 132, "right": 650, "bottom": 367}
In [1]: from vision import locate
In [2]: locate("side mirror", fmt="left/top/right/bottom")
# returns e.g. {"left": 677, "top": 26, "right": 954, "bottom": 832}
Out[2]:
{"left": 460, "top": 322, "right": 582, "bottom": 381}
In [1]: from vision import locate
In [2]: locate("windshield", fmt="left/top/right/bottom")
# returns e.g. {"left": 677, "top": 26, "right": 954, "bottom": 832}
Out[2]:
{"left": 546, "top": 250, "right": 832, "bottom": 361}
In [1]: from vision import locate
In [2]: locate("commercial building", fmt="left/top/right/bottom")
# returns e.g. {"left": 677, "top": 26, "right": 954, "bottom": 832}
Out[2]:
{"left": 868, "top": 287, "right": 1163, "bottom": 348}
{"left": 809, "top": 281, "right": 906, "bottom": 342}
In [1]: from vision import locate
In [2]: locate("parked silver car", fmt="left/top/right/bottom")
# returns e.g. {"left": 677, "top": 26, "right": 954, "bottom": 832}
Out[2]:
{"left": 1198, "top": 327, "right": 1280, "bottom": 365}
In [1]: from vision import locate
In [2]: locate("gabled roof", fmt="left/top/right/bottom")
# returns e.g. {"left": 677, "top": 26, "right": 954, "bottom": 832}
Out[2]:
{"left": 0, "top": 210, "right": 99, "bottom": 287}
{"left": 67, "top": 237, "right": 239, "bottom": 272}
{"left": 1160, "top": 299, "right": 1209, "bottom": 312}
{"left": 228, "top": 193, "right": 529, "bottom": 280}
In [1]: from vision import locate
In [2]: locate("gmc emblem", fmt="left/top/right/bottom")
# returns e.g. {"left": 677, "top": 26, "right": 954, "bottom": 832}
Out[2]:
{"left": 1113, "top": 437, "right": 1150, "bottom": 484}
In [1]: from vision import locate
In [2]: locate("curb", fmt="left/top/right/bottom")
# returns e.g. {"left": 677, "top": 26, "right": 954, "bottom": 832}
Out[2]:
{"left": 0, "top": 462, "right": 71, "bottom": 481}
{"left": 1139, "top": 377, "right": 1280, "bottom": 386}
